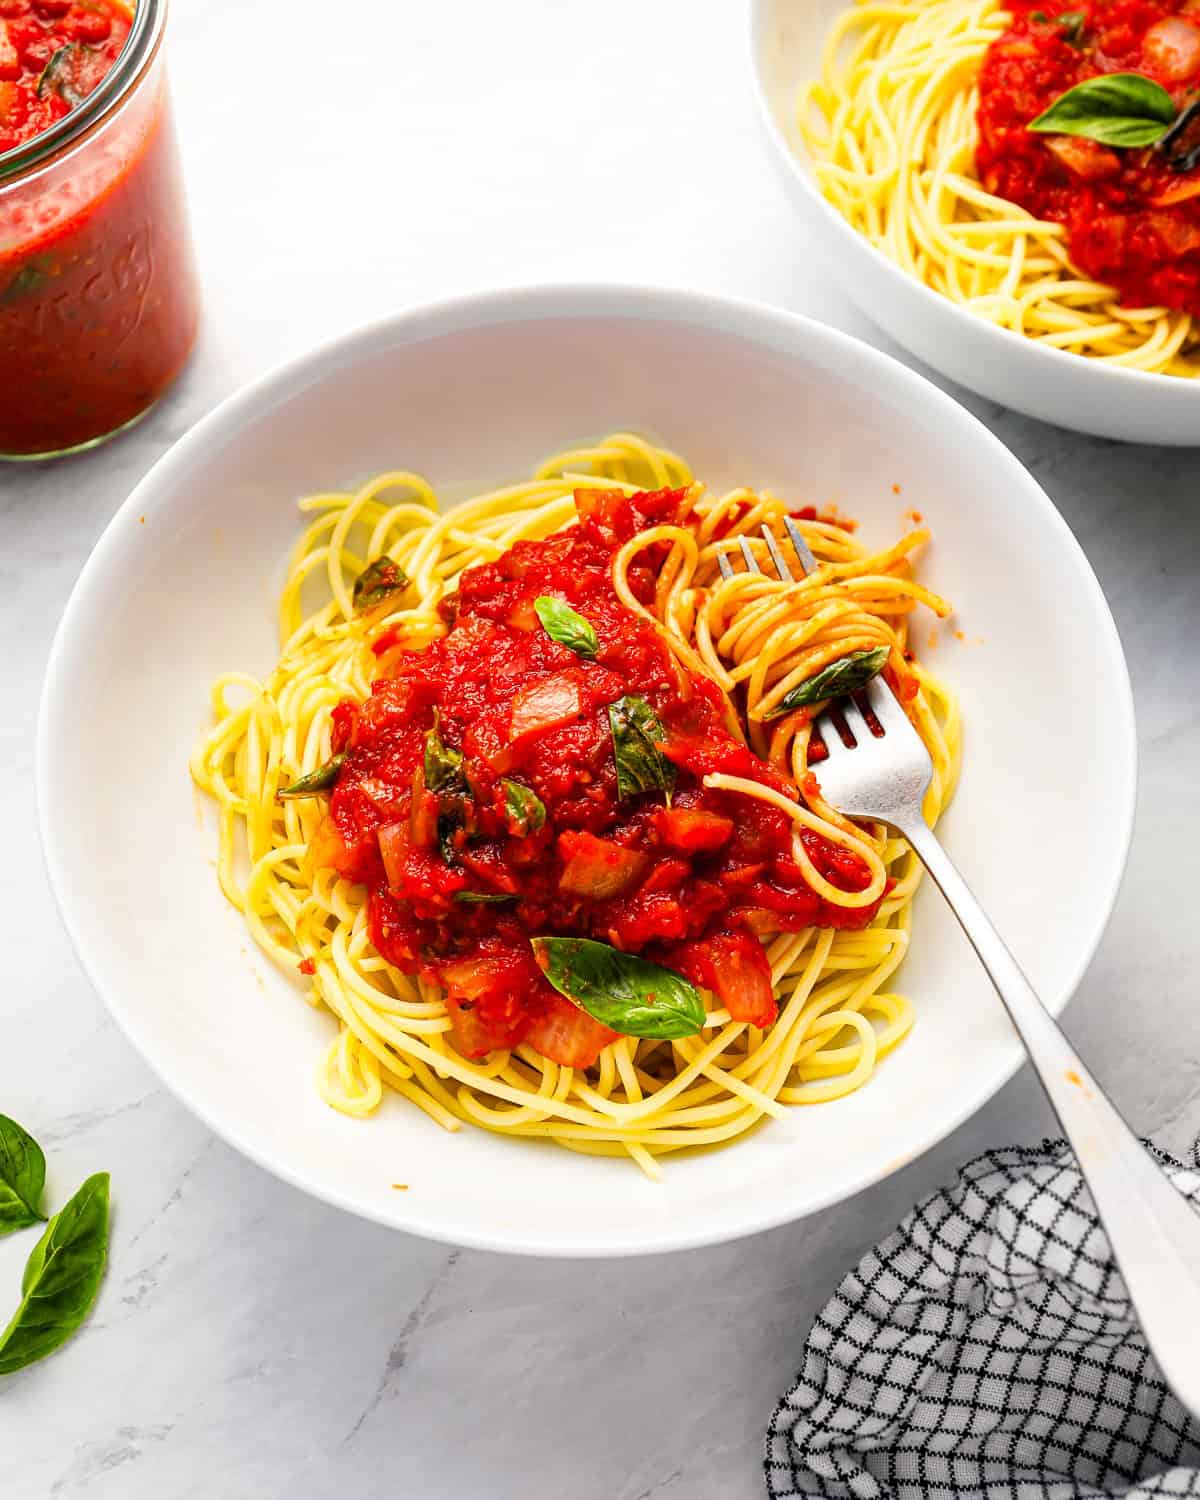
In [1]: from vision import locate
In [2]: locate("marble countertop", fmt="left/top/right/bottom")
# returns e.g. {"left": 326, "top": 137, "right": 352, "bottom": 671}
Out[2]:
{"left": 3, "top": 1, "right": 1199, "bottom": 1495}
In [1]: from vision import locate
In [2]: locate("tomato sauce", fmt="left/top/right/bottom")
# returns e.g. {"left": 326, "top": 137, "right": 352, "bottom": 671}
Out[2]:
{"left": 977, "top": 0, "right": 1200, "bottom": 314}
{"left": 0, "top": 0, "right": 198, "bottom": 456}
{"left": 316, "top": 487, "right": 883, "bottom": 1069}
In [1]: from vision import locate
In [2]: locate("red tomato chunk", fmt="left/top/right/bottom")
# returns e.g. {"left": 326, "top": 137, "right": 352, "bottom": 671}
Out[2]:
{"left": 315, "top": 488, "right": 882, "bottom": 1066}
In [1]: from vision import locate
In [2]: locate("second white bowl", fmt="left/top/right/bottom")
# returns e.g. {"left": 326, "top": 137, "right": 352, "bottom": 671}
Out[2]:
{"left": 749, "top": 0, "right": 1200, "bottom": 445}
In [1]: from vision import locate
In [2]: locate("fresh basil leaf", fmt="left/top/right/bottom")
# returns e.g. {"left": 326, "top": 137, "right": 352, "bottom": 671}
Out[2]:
{"left": 1051, "top": 9, "right": 1086, "bottom": 46}
{"left": 607, "top": 696, "right": 676, "bottom": 805}
{"left": 0, "top": 1117, "right": 46, "bottom": 1236}
{"left": 352, "top": 556, "right": 408, "bottom": 614}
{"left": 279, "top": 754, "right": 345, "bottom": 799}
{"left": 766, "top": 646, "right": 889, "bottom": 719}
{"left": 502, "top": 779, "right": 546, "bottom": 836}
{"left": 0, "top": 1172, "right": 109, "bottom": 1376}
{"left": 534, "top": 596, "right": 600, "bottom": 660}
{"left": 35, "top": 44, "right": 85, "bottom": 107}
{"left": 424, "top": 709, "right": 465, "bottom": 796}
{"left": 532, "top": 937, "right": 705, "bottom": 1040}
{"left": 454, "top": 891, "right": 518, "bottom": 904}
{"left": 1029, "top": 72, "right": 1177, "bottom": 148}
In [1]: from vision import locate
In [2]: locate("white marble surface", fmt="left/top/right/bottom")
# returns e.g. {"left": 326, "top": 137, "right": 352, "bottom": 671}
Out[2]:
{"left": 2, "top": 1, "right": 1199, "bottom": 1494}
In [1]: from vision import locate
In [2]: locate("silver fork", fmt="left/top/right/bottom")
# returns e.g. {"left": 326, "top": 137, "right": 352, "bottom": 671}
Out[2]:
{"left": 724, "top": 521, "right": 1200, "bottom": 1417}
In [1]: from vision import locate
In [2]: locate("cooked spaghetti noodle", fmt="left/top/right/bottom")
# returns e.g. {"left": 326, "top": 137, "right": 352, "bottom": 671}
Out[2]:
{"left": 801, "top": 0, "right": 1200, "bottom": 375}
{"left": 191, "top": 434, "right": 960, "bottom": 1176}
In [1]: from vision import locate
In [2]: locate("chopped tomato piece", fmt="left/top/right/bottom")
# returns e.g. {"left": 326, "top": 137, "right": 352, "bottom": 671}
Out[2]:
{"left": 444, "top": 994, "right": 517, "bottom": 1058}
{"left": 440, "top": 948, "right": 541, "bottom": 1056}
{"left": 523, "top": 995, "right": 617, "bottom": 1068}
{"left": 656, "top": 807, "right": 735, "bottom": 853}
{"left": 308, "top": 813, "right": 376, "bottom": 884}
{"left": 558, "top": 831, "right": 650, "bottom": 899}
{"left": 639, "top": 856, "right": 692, "bottom": 893}
{"left": 669, "top": 930, "right": 777, "bottom": 1028}
{"left": 1043, "top": 136, "right": 1121, "bottom": 183}
{"left": 0, "top": 24, "right": 17, "bottom": 76}
{"left": 1151, "top": 180, "right": 1200, "bottom": 207}
{"left": 510, "top": 675, "right": 582, "bottom": 741}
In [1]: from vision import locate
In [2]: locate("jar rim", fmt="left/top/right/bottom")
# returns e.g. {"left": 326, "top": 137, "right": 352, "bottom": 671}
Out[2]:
{"left": 0, "top": 0, "right": 164, "bottom": 181}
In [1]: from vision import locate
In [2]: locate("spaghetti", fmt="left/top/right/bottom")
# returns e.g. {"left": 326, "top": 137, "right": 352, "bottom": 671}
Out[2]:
{"left": 801, "top": 0, "right": 1200, "bottom": 375}
{"left": 191, "top": 434, "right": 960, "bottom": 1176}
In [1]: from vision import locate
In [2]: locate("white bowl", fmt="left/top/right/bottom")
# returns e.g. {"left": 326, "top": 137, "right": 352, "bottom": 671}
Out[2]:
{"left": 750, "top": 0, "right": 1200, "bottom": 445}
{"left": 38, "top": 286, "right": 1135, "bottom": 1256}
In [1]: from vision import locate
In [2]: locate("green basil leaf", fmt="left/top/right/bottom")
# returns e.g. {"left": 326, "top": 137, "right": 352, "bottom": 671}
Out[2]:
{"left": 352, "top": 556, "right": 409, "bottom": 614}
{"left": 424, "top": 709, "right": 465, "bottom": 796}
{"left": 534, "top": 596, "right": 600, "bottom": 659}
{"left": 607, "top": 696, "right": 676, "bottom": 805}
{"left": 35, "top": 44, "right": 85, "bottom": 107}
{"left": 279, "top": 754, "right": 345, "bottom": 799}
{"left": 766, "top": 646, "right": 889, "bottom": 719}
{"left": 1050, "top": 10, "right": 1086, "bottom": 46}
{"left": 0, "top": 1117, "right": 46, "bottom": 1236}
{"left": 532, "top": 937, "right": 705, "bottom": 1040}
{"left": 0, "top": 1172, "right": 109, "bottom": 1376}
{"left": 1028, "top": 72, "right": 1177, "bottom": 148}
{"left": 453, "top": 891, "right": 518, "bottom": 904}
{"left": 502, "top": 779, "right": 546, "bottom": 836}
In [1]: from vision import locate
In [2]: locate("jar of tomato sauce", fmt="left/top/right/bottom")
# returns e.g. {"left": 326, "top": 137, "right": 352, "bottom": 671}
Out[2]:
{"left": 0, "top": 0, "right": 198, "bottom": 460}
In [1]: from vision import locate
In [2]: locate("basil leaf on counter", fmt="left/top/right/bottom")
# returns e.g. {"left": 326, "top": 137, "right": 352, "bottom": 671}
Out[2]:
{"left": 453, "top": 891, "right": 518, "bottom": 904}
{"left": 423, "top": 709, "right": 465, "bottom": 795}
{"left": 532, "top": 937, "right": 705, "bottom": 1040}
{"left": 279, "top": 754, "right": 345, "bottom": 799}
{"left": 0, "top": 1117, "right": 46, "bottom": 1236}
{"left": 502, "top": 779, "right": 545, "bottom": 837}
{"left": 352, "top": 556, "right": 409, "bottom": 614}
{"left": 607, "top": 696, "right": 675, "bottom": 805}
{"left": 35, "top": 44, "right": 85, "bottom": 107}
{"left": 765, "top": 646, "right": 889, "bottom": 719}
{"left": 0, "top": 1172, "right": 109, "bottom": 1376}
{"left": 1029, "top": 72, "right": 1176, "bottom": 148}
{"left": 534, "top": 596, "right": 600, "bottom": 660}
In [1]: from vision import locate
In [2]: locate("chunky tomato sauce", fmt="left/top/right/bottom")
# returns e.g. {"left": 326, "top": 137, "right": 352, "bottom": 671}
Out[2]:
{"left": 0, "top": 0, "right": 129, "bottom": 153}
{"left": 0, "top": 0, "right": 198, "bottom": 456}
{"left": 977, "top": 0, "right": 1200, "bottom": 314}
{"left": 315, "top": 487, "right": 882, "bottom": 1069}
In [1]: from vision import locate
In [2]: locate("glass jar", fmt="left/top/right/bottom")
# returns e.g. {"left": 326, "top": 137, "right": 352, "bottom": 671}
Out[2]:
{"left": 0, "top": 0, "right": 199, "bottom": 460}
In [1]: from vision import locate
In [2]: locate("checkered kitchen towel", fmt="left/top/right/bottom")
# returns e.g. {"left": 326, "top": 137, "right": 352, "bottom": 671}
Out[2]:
{"left": 766, "top": 1140, "right": 1200, "bottom": 1499}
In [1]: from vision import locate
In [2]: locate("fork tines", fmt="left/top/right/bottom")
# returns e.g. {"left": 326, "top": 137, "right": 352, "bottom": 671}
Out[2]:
{"left": 717, "top": 518, "right": 818, "bottom": 581}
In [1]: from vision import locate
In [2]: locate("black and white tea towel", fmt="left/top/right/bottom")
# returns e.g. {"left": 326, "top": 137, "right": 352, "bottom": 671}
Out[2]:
{"left": 767, "top": 1140, "right": 1200, "bottom": 1499}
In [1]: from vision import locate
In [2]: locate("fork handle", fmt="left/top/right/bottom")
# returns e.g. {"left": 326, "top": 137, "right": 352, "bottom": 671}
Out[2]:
{"left": 901, "top": 816, "right": 1200, "bottom": 1414}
